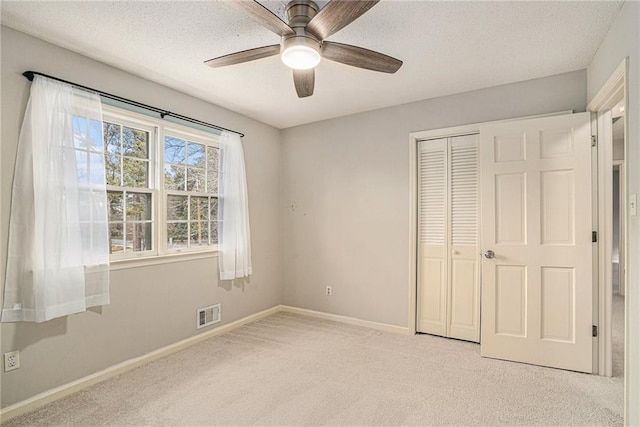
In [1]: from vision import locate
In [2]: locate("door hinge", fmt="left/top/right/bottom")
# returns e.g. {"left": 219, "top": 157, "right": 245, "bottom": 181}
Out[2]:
{"left": 592, "top": 231, "right": 598, "bottom": 242}
{"left": 592, "top": 325, "right": 598, "bottom": 337}
{"left": 591, "top": 135, "right": 597, "bottom": 147}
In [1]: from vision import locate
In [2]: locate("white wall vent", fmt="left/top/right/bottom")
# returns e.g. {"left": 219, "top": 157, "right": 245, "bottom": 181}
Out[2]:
{"left": 197, "top": 304, "right": 221, "bottom": 329}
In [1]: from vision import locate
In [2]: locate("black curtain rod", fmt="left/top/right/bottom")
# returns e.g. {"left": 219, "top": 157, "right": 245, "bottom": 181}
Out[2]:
{"left": 23, "top": 71, "right": 244, "bottom": 138}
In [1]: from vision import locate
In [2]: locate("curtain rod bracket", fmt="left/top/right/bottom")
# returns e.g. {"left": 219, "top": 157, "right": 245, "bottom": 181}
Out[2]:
{"left": 21, "top": 71, "right": 245, "bottom": 138}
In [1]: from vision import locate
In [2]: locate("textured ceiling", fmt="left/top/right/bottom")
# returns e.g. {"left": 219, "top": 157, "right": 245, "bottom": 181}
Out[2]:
{"left": 1, "top": 1, "right": 623, "bottom": 129}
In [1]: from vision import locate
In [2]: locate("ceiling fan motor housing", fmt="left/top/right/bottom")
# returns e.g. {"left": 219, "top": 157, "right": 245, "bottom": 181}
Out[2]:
{"left": 281, "top": 0, "right": 321, "bottom": 56}
{"left": 280, "top": 0, "right": 321, "bottom": 69}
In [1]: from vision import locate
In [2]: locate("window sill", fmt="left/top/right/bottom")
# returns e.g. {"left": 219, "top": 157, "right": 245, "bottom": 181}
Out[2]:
{"left": 110, "top": 250, "right": 218, "bottom": 271}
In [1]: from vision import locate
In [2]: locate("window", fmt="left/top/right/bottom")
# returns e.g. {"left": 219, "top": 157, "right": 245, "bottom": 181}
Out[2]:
{"left": 104, "top": 119, "right": 154, "bottom": 257}
{"left": 163, "top": 132, "right": 219, "bottom": 250}
{"left": 72, "top": 114, "right": 110, "bottom": 257}
{"left": 101, "top": 106, "right": 220, "bottom": 261}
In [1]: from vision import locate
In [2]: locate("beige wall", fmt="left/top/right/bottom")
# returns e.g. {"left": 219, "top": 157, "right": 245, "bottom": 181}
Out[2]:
{"left": 587, "top": 1, "right": 640, "bottom": 423}
{"left": 0, "top": 26, "right": 282, "bottom": 408}
{"left": 280, "top": 70, "right": 587, "bottom": 328}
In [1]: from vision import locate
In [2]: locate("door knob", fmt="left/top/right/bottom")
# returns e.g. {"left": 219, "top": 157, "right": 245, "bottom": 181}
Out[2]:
{"left": 483, "top": 250, "right": 495, "bottom": 259}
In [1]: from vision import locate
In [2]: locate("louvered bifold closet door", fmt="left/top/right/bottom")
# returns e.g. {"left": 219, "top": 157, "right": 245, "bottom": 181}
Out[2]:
{"left": 449, "top": 134, "right": 480, "bottom": 342}
{"left": 417, "top": 138, "right": 448, "bottom": 336}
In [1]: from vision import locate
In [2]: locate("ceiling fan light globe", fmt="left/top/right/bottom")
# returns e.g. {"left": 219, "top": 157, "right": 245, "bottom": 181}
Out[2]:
{"left": 281, "top": 45, "right": 321, "bottom": 70}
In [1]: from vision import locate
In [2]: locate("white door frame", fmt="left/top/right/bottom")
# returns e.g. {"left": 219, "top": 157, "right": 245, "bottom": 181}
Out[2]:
{"left": 408, "top": 110, "right": 573, "bottom": 335}
{"left": 586, "top": 58, "right": 628, "bottom": 384}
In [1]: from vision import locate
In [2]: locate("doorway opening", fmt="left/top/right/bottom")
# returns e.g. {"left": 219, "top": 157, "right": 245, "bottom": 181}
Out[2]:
{"left": 611, "top": 100, "right": 625, "bottom": 378}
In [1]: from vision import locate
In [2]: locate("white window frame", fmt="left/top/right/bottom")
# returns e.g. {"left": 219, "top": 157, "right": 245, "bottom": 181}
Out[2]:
{"left": 101, "top": 105, "right": 220, "bottom": 269}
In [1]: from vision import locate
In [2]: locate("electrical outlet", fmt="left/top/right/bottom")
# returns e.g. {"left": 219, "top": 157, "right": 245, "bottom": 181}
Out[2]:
{"left": 4, "top": 351, "right": 20, "bottom": 372}
{"left": 326, "top": 286, "right": 332, "bottom": 296}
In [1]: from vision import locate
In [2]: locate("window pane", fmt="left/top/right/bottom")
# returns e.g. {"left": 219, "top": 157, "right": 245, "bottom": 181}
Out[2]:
{"left": 164, "top": 136, "right": 185, "bottom": 164}
{"left": 105, "top": 154, "right": 121, "bottom": 186}
{"left": 122, "top": 158, "right": 148, "bottom": 187}
{"left": 126, "top": 192, "right": 152, "bottom": 221}
{"left": 186, "top": 167, "right": 205, "bottom": 192}
{"left": 210, "top": 197, "right": 218, "bottom": 221}
{"left": 92, "top": 222, "right": 109, "bottom": 252}
{"left": 164, "top": 164, "right": 185, "bottom": 191}
{"left": 122, "top": 127, "right": 134, "bottom": 157}
{"left": 108, "top": 191, "right": 124, "bottom": 221}
{"left": 187, "top": 142, "right": 205, "bottom": 167}
{"left": 190, "top": 221, "right": 209, "bottom": 246}
{"left": 76, "top": 150, "right": 88, "bottom": 184}
{"left": 78, "top": 190, "right": 109, "bottom": 224}
{"left": 167, "top": 195, "right": 188, "bottom": 221}
{"left": 207, "top": 147, "right": 219, "bottom": 194}
{"left": 89, "top": 153, "right": 106, "bottom": 185}
{"left": 73, "top": 116, "right": 88, "bottom": 149}
{"left": 190, "top": 197, "right": 209, "bottom": 221}
{"left": 91, "top": 190, "right": 109, "bottom": 223}
{"left": 78, "top": 189, "right": 91, "bottom": 222}
{"left": 122, "top": 127, "right": 148, "bottom": 159}
{"left": 104, "top": 122, "right": 121, "bottom": 155}
{"left": 211, "top": 221, "right": 219, "bottom": 244}
{"left": 126, "top": 223, "right": 152, "bottom": 252}
{"left": 109, "top": 223, "right": 124, "bottom": 254}
{"left": 89, "top": 119, "right": 104, "bottom": 150}
{"left": 167, "top": 223, "right": 188, "bottom": 249}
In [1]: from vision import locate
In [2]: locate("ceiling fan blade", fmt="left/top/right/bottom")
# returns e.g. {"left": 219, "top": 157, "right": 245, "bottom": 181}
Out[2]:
{"left": 204, "top": 44, "right": 280, "bottom": 68}
{"left": 322, "top": 42, "right": 402, "bottom": 74}
{"left": 231, "top": 0, "right": 295, "bottom": 37}
{"left": 306, "top": 0, "right": 379, "bottom": 40}
{"left": 293, "top": 69, "right": 315, "bottom": 98}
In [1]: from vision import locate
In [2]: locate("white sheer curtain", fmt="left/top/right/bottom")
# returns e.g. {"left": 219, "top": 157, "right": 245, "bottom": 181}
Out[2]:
{"left": 217, "top": 131, "right": 252, "bottom": 280}
{"left": 1, "top": 76, "right": 110, "bottom": 323}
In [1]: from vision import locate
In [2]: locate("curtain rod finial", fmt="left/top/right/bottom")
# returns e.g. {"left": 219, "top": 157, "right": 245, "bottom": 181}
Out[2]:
{"left": 23, "top": 71, "right": 35, "bottom": 81}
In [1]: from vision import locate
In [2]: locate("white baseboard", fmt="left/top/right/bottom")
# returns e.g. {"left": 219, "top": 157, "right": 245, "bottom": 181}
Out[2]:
{"left": 0, "top": 305, "right": 281, "bottom": 423}
{"left": 0, "top": 304, "right": 408, "bottom": 422}
{"left": 279, "top": 305, "right": 410, "bottom": 335}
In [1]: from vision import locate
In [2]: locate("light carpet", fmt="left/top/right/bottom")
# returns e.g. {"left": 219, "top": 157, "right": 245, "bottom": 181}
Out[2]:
{"left": 4, "top": 312, "right": 623, "bottom": 426}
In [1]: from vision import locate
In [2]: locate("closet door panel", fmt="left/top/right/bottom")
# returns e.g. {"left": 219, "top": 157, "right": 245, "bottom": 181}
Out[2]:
{"left": 449, "top": 135, "right": 480, "bottom": 342}
{"left": 417, "top": 138, "right": 448, "bottom": 336}
{"left": 450, "top": 256, "right": 479, "bottom": 341}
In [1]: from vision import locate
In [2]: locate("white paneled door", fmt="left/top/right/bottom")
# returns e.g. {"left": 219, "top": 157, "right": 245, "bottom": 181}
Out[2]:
{"left": 479, "top": 113, "right": 593, "bottom": 373}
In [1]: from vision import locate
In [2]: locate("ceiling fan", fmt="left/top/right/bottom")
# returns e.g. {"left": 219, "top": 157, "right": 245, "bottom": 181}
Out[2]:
{"left": 204, "top": 0, "right": 403, "bottom": 98}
